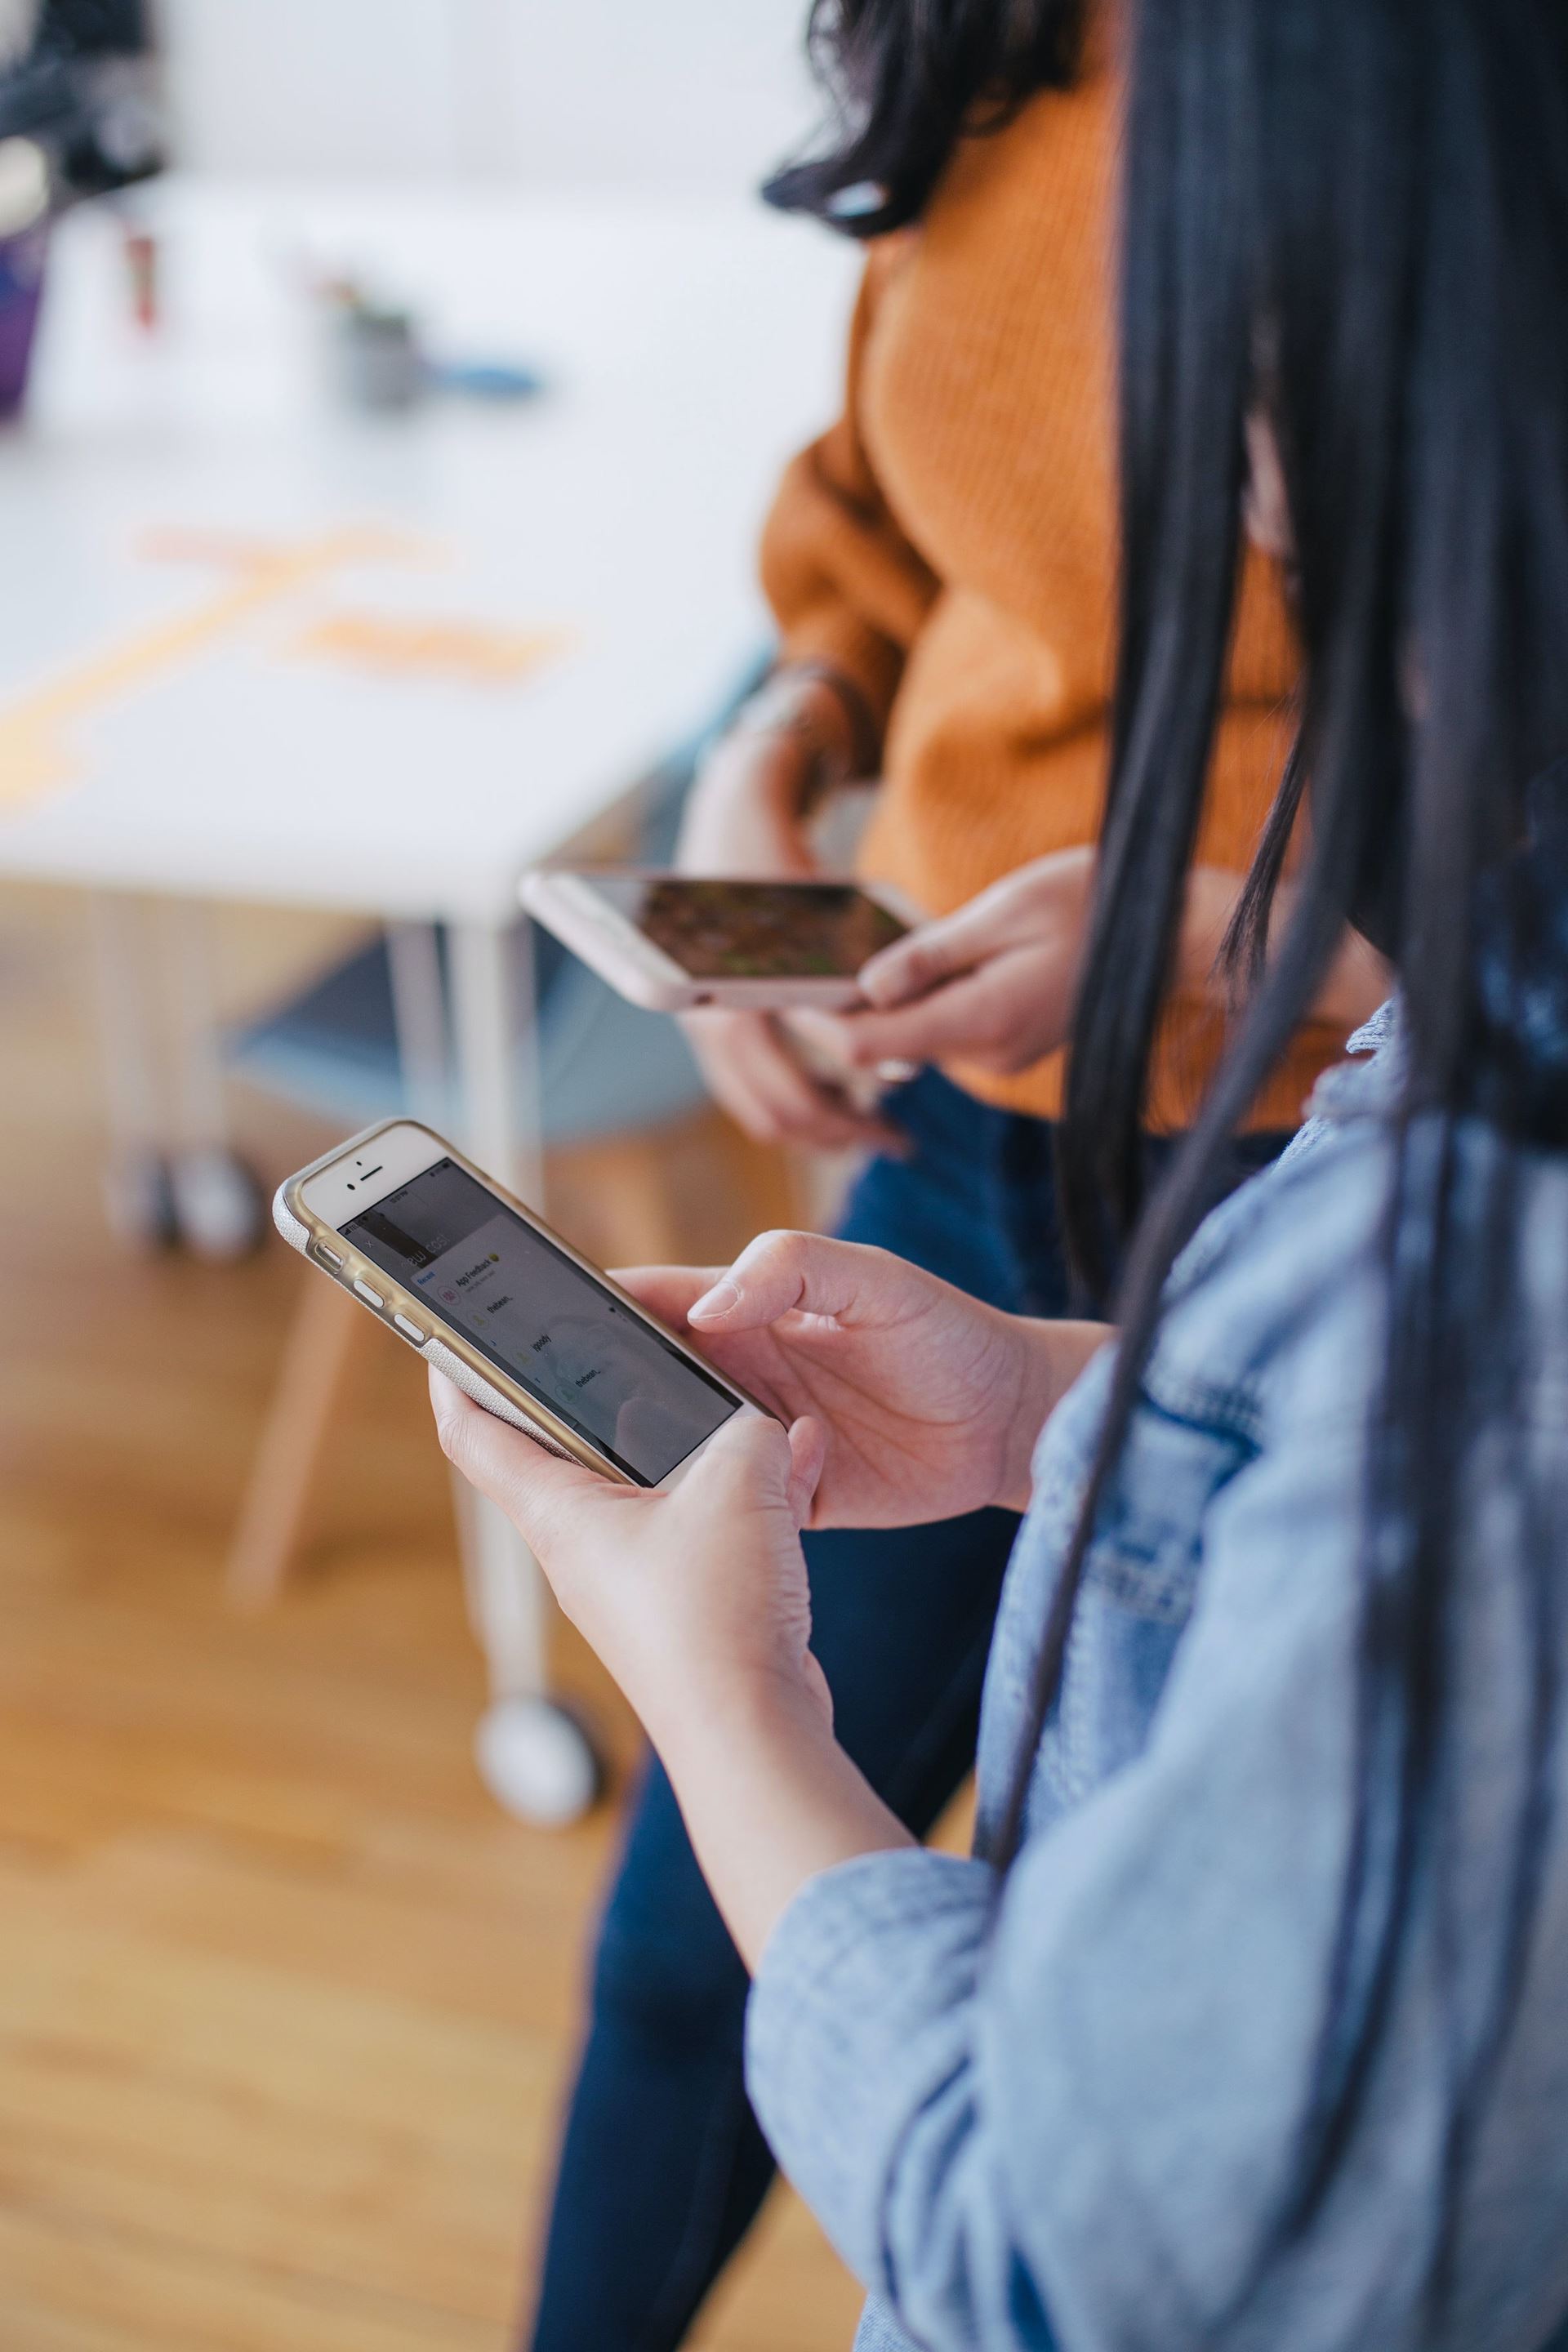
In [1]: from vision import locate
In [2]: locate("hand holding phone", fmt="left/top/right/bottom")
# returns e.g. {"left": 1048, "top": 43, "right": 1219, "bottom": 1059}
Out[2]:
{"left": 618, "top": 1230, "right": 1078, "bottom": 1530}
{"left": 520, "top": 870, "right": 918, "bottom": 1013}
{"left": 275, "top": 1121, "right": 766, "bottom": 1488}
{"left": 427, "top": 1350, "right": 835, "bottom": 1790}
{"left": 810, "top": 849, "right": 1098, "bottom": 1078}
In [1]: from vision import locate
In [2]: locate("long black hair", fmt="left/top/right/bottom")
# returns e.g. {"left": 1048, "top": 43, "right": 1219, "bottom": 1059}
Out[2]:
{"left": 763, "top": 0, "right": 1085, "bottom": 238}
{"left": 1000, "top": 0, "right": 1568, "bottom": 2303}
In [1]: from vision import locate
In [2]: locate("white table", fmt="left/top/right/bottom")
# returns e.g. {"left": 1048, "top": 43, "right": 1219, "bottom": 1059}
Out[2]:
{"left": 0, "top": 177, "right": 857, "bottom": 1818}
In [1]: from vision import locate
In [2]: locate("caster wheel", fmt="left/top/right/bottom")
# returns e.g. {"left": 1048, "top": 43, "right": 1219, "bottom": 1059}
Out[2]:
{"left": 169, "top": 1147, "right": 265, "bottom": 1262}
{"left": 103, "top": 1149, "right": 178, "bottom": 1252}
{"left": 474, "top": 1698, "right": 603, "bottom": 1828}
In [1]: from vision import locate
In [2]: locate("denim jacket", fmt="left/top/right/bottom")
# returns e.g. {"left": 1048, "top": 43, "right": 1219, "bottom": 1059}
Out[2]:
{"left": 746, "top": 1009, "right": 1568, "bottom": 2352}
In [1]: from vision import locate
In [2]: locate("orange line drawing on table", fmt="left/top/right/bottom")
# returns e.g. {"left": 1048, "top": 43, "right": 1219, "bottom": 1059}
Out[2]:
{"left": 0, "top": 524, "right": 431, "bottom": 814}
{"left": 288, "top": 612, "right": 573, "bottom": 687}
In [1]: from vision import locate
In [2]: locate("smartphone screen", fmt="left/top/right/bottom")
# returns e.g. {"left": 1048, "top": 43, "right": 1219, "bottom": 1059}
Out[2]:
{"left": 592, "top": 876, "right": 906, "bottom": 980}
{"left": 341, "top": 1158, "right": 738, "bottom": 1484}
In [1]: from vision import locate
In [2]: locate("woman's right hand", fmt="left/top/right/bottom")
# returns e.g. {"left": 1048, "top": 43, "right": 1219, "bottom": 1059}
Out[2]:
{"left": 676, "top": 698, "right": 901, "bottom": 1152}
{"left": 620, "top": 1231, "right": 1109, "bottom": 1529}
{"left": 678, "top": 711, "right": 824, "bottom": 881}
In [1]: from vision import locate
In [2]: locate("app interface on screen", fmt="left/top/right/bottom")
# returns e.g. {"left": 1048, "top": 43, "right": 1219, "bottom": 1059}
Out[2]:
{"left": 599, "top": 877, "right": 906, "bottom": 979}
{"left": 342, "top": 1159, "right": 737, "bottom": 1485}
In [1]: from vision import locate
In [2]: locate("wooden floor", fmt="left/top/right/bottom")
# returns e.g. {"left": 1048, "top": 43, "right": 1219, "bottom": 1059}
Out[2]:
{"left": 0, "top": 884, "right": 865, "bottom": 2352}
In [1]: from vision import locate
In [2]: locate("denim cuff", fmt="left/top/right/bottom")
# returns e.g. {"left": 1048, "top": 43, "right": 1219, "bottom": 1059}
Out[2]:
{"left": 744, "top": 1846, "right": 996, "bottom": 2292}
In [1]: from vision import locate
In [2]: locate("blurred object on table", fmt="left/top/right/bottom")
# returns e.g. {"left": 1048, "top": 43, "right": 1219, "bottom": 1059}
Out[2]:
{"left": 316, "top": 271, "right": 426, "bottom": 412}
{"left": 309, "top": 261, "right": 546, "bottom": 416}
{"left": 434, "top": 356, "right": 543, "bottom": 403}
{"left": 119, "top": 208, "right": 154, "bottom": 323}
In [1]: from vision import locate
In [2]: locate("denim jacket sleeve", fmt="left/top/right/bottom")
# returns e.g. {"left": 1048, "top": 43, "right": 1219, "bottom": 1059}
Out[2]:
{"left": 746, "top": 1102, "right": 1568, "bottom": 2352}
{"left": 746, "top": 1399, "right": 1372, "bottom": 2352}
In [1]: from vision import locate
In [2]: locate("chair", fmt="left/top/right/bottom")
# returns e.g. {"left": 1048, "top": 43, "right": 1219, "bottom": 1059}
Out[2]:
{"left": 222, "top": 680, "right": 761, "bottom": 1824}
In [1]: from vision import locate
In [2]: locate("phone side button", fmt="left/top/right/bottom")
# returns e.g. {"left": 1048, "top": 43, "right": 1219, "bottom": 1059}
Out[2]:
{"left": 352, "top": 1279, "right": 385, "bottom": 1310}
{"left": 392, "top": 1314, "right": 428, "bottom": 1346}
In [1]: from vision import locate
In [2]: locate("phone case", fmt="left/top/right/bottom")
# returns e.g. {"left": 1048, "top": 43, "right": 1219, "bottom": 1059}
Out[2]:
{"left": 519, "top": 872, "right": 693, "bottom": 1010}
{"left": 272, "top": 1122, "right": 583, "bottom": 1467}
{"left": 521, "top": 868, "right": 922, "bottom": 1013}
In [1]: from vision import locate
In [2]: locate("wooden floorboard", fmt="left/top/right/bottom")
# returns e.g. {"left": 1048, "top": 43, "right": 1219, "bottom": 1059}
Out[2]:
{"left": 0, "top": 884, "right": 864, "bottom": 2351}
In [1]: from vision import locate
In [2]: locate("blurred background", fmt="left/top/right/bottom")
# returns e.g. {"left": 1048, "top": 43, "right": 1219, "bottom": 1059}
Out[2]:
{"left": 158, "top": 0, "right": 816, "bottom": 189}
{"left": 0, "top": 4, "right": 875, "bottom": 2345}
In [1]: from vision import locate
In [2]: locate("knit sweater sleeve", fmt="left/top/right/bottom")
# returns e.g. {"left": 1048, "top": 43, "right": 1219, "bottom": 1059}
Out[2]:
{"left": 759, "top": 243, "right": 941, "bottom": 746}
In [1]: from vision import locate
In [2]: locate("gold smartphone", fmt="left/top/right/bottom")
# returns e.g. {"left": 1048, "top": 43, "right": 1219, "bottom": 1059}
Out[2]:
{"left": 274, "top": 1120, "right": 764, "bottom": 1489}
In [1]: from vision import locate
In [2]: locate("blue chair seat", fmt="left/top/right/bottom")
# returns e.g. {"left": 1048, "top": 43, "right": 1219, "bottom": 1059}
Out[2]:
{"left": 229, "top": 923, "right": 706, "bottom": 1148}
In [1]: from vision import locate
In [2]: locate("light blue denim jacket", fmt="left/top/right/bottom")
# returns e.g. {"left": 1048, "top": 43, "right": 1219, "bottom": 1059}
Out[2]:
{"left": 746, "top": 1010, "right": 1568, "bottom": 2352}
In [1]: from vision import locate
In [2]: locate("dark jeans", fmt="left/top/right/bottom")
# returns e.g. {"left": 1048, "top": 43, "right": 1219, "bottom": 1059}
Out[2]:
{"left": 527, "top": 1072, "right": 1287, "bottom": 2352}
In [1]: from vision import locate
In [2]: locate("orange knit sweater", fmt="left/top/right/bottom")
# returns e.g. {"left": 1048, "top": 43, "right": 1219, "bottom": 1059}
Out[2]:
{"left": 760, "top": 49, "right": 1343, "bottom": 1130}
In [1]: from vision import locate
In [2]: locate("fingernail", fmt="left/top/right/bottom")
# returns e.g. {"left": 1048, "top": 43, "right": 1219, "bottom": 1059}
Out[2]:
{"left": 689, "top": 1279, "right": 740, "bottom": 1323}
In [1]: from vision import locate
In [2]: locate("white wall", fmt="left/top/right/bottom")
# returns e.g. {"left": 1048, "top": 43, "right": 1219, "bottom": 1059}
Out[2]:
{"left": 155, "top": 0, "right": 822, "bottom": 194}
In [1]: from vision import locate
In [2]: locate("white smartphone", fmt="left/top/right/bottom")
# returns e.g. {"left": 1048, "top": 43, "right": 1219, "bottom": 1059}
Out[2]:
{"left": 274, "top": 1120, "right": 766, "bottom": 1490}
{"left": 520, "top": 868, "right": 920, "bottom": 1012}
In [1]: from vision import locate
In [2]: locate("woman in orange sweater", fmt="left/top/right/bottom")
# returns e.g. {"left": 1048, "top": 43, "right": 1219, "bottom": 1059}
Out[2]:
{"left": 526, "top": 7, "right": 1379, "bottom": 2347}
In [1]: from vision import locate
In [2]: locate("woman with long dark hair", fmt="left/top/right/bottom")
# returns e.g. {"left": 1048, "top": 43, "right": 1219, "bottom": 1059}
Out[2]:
{"left": 517, "top": 3, "right": 1381, "bottom": 2341}
{"left": 439, "top": 0, "right": 1568, "bottom": 2342}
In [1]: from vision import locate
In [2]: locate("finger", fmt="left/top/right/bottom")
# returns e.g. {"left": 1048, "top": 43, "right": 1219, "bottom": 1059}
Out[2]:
{"left": 857, "top": 906, "right": 988, "bottom": 1008}
{"left": 691, "top": 1008, "right": 902, "bottom": 1150}
{"left": 812, "top": 967, "right": 1023, "bottom": 1071}
{"left": 742, "top": 1037, "right": 902, "bottom": 1152}
{"left": 856, "top": 864, "right": 1044, "bottom": 1007}
{"left": 685, "top": 1020, "right": 800, "bottom": 1145}
{"left": 428, "top": 1367, "right": 606, "bottom": 1547}
{"left": 785, "top": 1007, "right": 919, "bottom": 1108}
{"left": 689, "top": 1016, "right": 886, "bottom": 1149}
{"left": 609, "top": 1264, "right": 728, "bottom": 1330}
{"left": 689, "top": 1228, "right": 915, "bottom": 1334}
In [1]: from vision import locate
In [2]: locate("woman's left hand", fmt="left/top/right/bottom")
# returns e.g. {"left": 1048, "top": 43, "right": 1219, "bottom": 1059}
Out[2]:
{"left": 432, "top": 1370, "right": 918, "bottom": 1967}
{"left": 430, "top": 1372, "right": 831, "bottom": 1747}
{"left": 811, "top": 845, "right": 1098, "bottom": 1078}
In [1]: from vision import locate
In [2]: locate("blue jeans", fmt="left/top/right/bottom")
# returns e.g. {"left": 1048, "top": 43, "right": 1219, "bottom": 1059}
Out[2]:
{"left": 527, "top": 1072, "right": 1286, "bottom": 2351}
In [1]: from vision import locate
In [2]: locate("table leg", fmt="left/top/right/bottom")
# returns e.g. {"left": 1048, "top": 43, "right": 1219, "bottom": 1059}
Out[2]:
{"left": 159, "top": 897, "right": 229, "bottom": 1154}
{"left": 385, "top": 919, "right": 449, "bottom": 1128}
{"left": 155, "top": 897, "right": 264, "bottom": 1260}
{"left": 448, "top": 913, "right": 546, "bottom": 1697}
{"left": 448, "top": 915, "right": 543, "bottom": 1204}
{"left": 441, "top": 918, "right": 596, "bottom": 1825}
{"left": 450, "top": 1463, "right": 550, "bottom": 1700}
{"left": 87, "top": 889, "right": 174, "bottom": 1248}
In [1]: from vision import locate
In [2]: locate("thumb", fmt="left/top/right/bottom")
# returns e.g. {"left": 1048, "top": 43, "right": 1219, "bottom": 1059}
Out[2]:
{"left": 857, "top": 906, "right": 983, "bottom": 1008}
{"left": 684, "top": 1407, "right": 824, "bottom": 1530}
{"left": 429, "top": 1367, "right": 608, "bottom": 1547}
{"left": 689, "top": 1228, "right": 915, "bottom": 1335}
